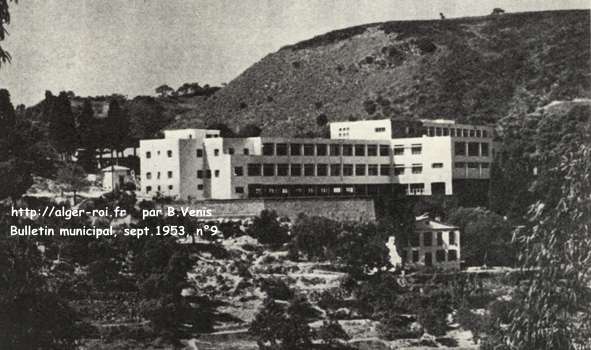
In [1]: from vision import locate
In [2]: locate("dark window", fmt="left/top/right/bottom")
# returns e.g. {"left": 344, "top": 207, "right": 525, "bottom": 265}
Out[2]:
{"left": 343, "top": 164, "right": 353, "bottom": 176}
{"left": 146, "top": 172, "right": 152, "bottom": 180}
{"left": 367, "top": 145, "right": 377, "bottom": 156}
{"left": 432, "top": 163, "right": 443, "bottom": 168}
{"left": 214, "top": 149, "right": 219, "bottom": 156}
{"left": 316, "top": 144, "right": 327, "bottom": 156}
{"left": 228, "top": 147, "right": 235, "bottom": 155}
{"left": 443, "top": 128, "right": 449, "bottom": 136}
{"left": 167, "top": 150, "right": 172, "bottom": 157}
{"left": 168, "top": 185, "right": 173, "bottom": 190}
{"left": 247, "top": 163, "right": 261, "bottom": 176}
{"left": 263, "top": 164, "right": 275, "bottom": 176}
{"left": 394, "top": 166, "right": 405, "bottom": 176}
{"left": 481, "top": 162, "right": 490, "bottom": 169}
{"left": 304, "top": 164, "right": 315, "bottom": 176}
{"left": 481, "top": 143, "right": 489, "bottom": 156}
{"left": 354, "top": 145, "right": 365, "bottom": 156}
{"left": 455, "top": 162, "right": 465, "bottom": 168}
{"left": 214, "top": 170, "right": 220, "bottom": 177}
{"left": 483, "top": 130, "right": 488, "bottom": 138}
{"left": 448, "top": 250, "right": 458, "bottom": 261}
{"left": 317, "top": 164, "right": 328, "bottom": 176}
{"left": 368, "top": 164, "right": 378, "bottom": 176}
{"left": 330, "top": 164, "right": 341, "bottom": 176}
{"left": 262, "top": 143, "right": 274, "bottom": 156}
{"left": 476, "top": 130, "right": 482, "bottom": 138}
{"left": 463, "top": 129, "right": 469, "bottom": 137}
{"left": 468, "top": 162, "right": 478, "bottom": 169}
{"left": 196, "top": 149, "right": 203, "bottom": 157}
{"left": 435, "top": 127, "right": 442, "bottom": 136}
{"left": 428, "top": 127, "right": 434, "bottom": 136}
{"left": 394, "top": 145, "right": 404, "bottom": 155}
{"left": 197, "top": 184, "right": 204, "bottom": 190}
{"left": 437, "top": 232, "right": 444, "bottom": 246}
{"left": 291, "top": 164, "right": 302, "bottom": 176}
{"left": 146, "top": 186, "right": 152, "bottom": 192}
{"left": 277, "top": 164, "right": 289, "bottom": 176}
{"left": 375, "top": 127, "right": 386, "bottom": 132}
{"left": 342, "top": 144, "right": 353, "bottom": 156}
{"left": 235, "top": 186, "right": 244, "bottom": 194}
{"left": 330, "top": 144, "right": 340, "bottom": 156}
{"left": 146, "top": 151, "right": 151, "bottom": 159}
{"left": 409, "top": 183, "right": 424, "bottom": 194}
{"left": 167, "top": 171, "right": 173, "bottom": 178}
{"left": 423, "top": 232, "right": 432, "bottom": 246}
{"left": 456, "top": 128, "right": 462, "bottom": 137}
{"left": 243, "top": 148, "right": 250, "bottom": 155}
{"left": 380, "top": 164, "right": 390, "bottom": 176}
{"left": 157, "top": 172, "right": 161, "bottom": 179}
{"left": 450, "top": 128, "right": 456, "bottom": 137}
{"left": 469, "top": 129, "right": 475, "bottom": 137}
{"left": 412, "top": 165, "right": 423, "bottom": 174}
{"left": 379, "top": 145, "right": 390, "bottom": 156}
{"left": 468, "top": 142, "right": 479, "bottom": 156}
{"left": 455, "top": 142, "right": 466, "bottom": 156}
{"left": 449, "top": 231, "right": 456, "bottom": 245}
{"left": 205, "top": 170, "right": 212, "bottom": 178}
{"left": 436, "top": 250, "right": 446, "bottom": 262}
{"left": 355, "top": 164, "right": 366, "bottom": 176}
{"left": 234, "top": 167, "right": 243, "bottom": 176}
{"left": 410, "top": 233, "right": 420, "bottom": 247}
{"left": 197, "top": 170, "right": 204, "bottom": 178}
{"left": 303, "top": 144, "right": 314, "bottom": 156}
{"left": 276, "top": 143, "right": 288, "bottom": 156}
{"left": 411, "top": 144, "right": 422, "bottom": 155}
{"left": 290, "top": 144, "right": 301, "bottom": 156}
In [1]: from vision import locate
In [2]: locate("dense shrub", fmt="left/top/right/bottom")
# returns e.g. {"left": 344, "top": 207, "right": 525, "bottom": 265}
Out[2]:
{"left": 246, "top": 210, "right": 290, "bottom": 246}
{"left": 261, "top": 277, "right": 294, "bottom": 300}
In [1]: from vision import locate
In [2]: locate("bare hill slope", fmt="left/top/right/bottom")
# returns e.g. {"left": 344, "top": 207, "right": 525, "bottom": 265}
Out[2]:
{"left": 173, "top": 10, "right": 590, "bottom": 136}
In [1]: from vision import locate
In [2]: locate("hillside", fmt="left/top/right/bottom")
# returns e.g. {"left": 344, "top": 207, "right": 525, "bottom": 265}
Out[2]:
{"left": 172, "top": 10, "right": 590, "bottom": 136}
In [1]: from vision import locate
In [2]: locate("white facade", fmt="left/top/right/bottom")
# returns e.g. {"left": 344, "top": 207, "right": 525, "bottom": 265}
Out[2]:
{"left": 139, "top": 119, "right": 494, "bottom": 201}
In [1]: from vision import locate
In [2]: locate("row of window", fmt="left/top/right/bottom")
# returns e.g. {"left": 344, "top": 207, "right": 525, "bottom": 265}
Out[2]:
{"left": 145, "top": 184, "right": 174, "bottom": 193}
{"left": 146, "top": 171, "right": 173, "bottom": 180}
{"left": 454, "top": 142, "right": 490, "bottom": 157}
{"left": 425, "top": 126, "right": 490, "bottom": 138}
{"left": 243, "top": 163, "right": 433, "bottom": 177}
{"left": 404, "top": 249, "right": 459, "bottom": 263}
{"left": 454, "top": 162, "right": 490, "bottom": 169}
{"left": 409, "top": 231, "right": 458, "bottom": 247}
{"left": 145, "top": 150, "right": 173, "bottom": 159}
{"left": 261, "top": 143, "right": 417, "bottom": 157}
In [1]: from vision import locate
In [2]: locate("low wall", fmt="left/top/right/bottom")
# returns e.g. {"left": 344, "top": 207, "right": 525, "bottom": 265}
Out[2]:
{"left": 165, "top": 197, "right": 376, "bottom": 222}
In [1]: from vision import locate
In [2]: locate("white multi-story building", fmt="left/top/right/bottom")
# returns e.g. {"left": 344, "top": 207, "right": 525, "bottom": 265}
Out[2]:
{"left": 139, "top": 119, "right": 494, "bottom": 201}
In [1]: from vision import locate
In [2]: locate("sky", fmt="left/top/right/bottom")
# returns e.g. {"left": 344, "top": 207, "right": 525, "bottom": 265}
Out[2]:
{"left": 0, "top": 0, "right": 588, "bottom": 106}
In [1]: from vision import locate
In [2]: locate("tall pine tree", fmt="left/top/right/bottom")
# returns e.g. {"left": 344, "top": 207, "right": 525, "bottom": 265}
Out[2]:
{"left": 47, "top": 91, "right": 78, "bottom": 158}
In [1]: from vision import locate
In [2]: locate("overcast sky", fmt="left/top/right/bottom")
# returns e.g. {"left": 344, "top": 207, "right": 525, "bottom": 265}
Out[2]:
{"left": 0, "top": 0, "right": 588, "bottom": 106}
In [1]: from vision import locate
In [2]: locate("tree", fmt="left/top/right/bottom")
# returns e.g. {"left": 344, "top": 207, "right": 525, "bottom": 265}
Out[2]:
{"left": 290, "top": 215, "right": 339, "bottom": 261}
{"left": 47, "top": 91, "right": 78, "bottom": 158}
{"left": 246, "top": 210, "right": 289, "bottom": 246}
{"left": 56, "top": 162, "right": 89, "bottom": 204}
{"left": 206, "top": 122, "right": 236, "bottom": 137}
{"left": 155, "top": 84, "right": 174, "bottom": 97}
{"left": 0, "top": 89, "right": 34, "bottom": 200}
{"left": 249, "top": 296, "right": 315, "bottom": 350}
{"left": 0, "top": 214, "right": 84, "bottom": 349}
{"left": 505, "top": 117, "right": 591, "bottom": 348}
{"left": 104, "top": 99, "right": 131, "bottom": 158}
{"left": 448, "top": 207, "right": 514, "bottom": 267}
{"left": 0, "top": 0, "right": 15, "bottom": 67}
{"left": 238, "top": 123, "right": 262, "bottom": 137}
{"left": 316, "top": 113, "right": 328, "bottom": 126}
{"left": 335, "top": 221, "right": 392, "bottom": 278}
